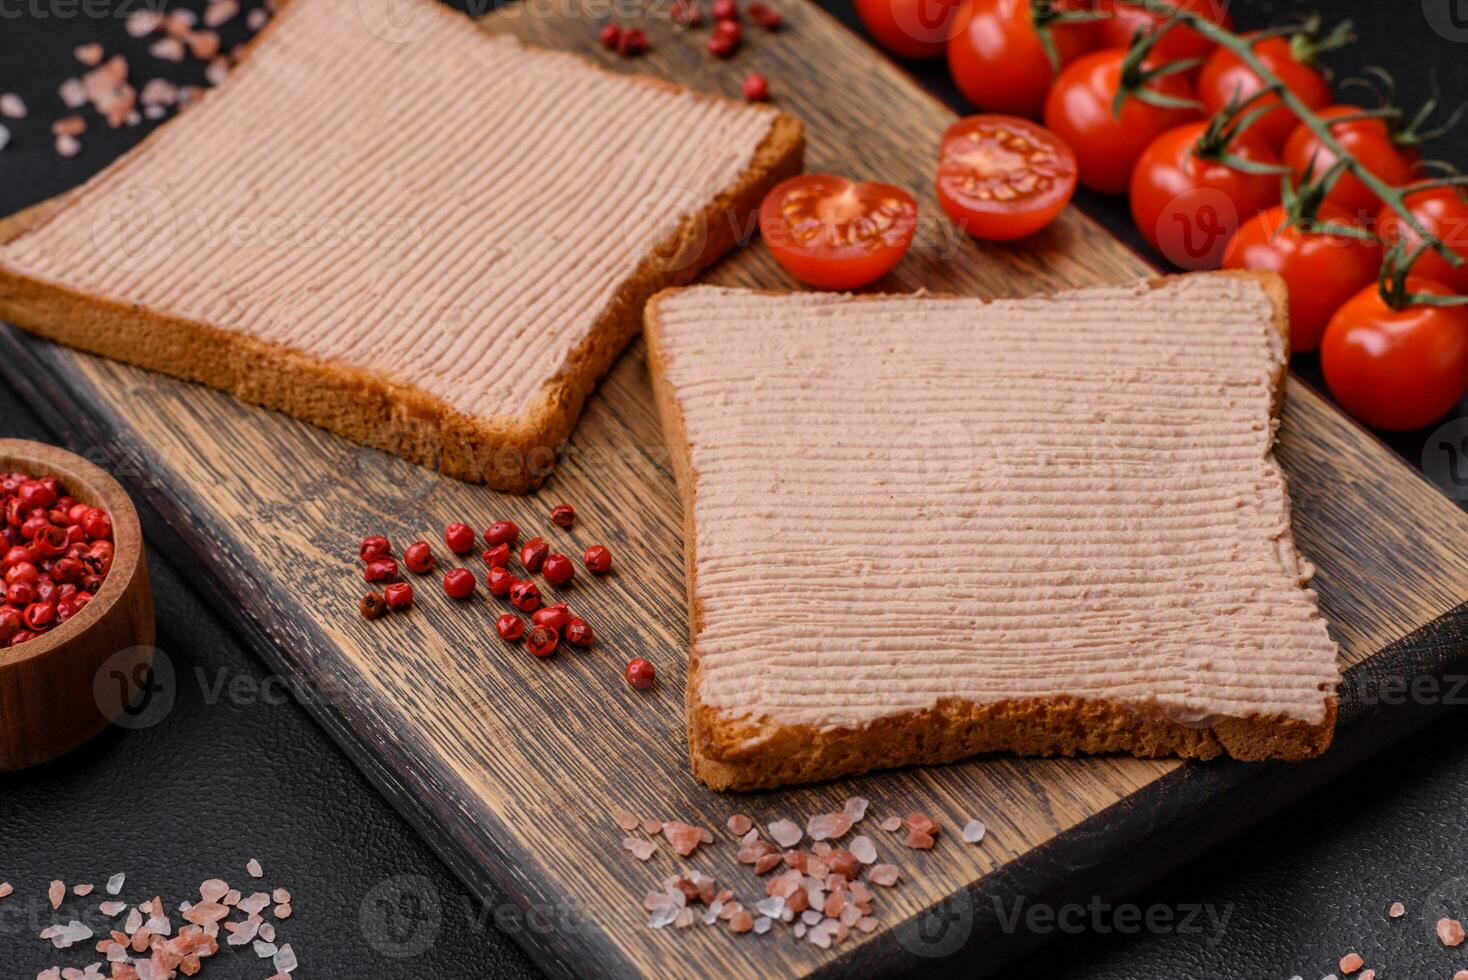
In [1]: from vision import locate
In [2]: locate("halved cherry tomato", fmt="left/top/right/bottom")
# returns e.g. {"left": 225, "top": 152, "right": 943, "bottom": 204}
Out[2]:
{"left": 1377, "top": 188, "right": 1468, "bottom": 294}
{"left": 758, "top": 174, "right": 918, "bottom": 290}
{"left": 1221, "top": 203, "right": 1383, "bottom": 352}
{"left": 1043, "top": 49, "right": 1200, "bottom": 195}
{"left": 1283, "top": 107, "right": 1415, "bottom": 219}
{"left": 946, "top": 0, "right": 1098, "bottom": 120}
{"left": 1321, "top": 278, "right": 1468, "bottom": 431}
{"left": 1095, "top": 0, "right": 1233, "bottom": 67}
{"left": 936, "top": 114, "right": 1077, "bottom": 241}
{"left": 854, "top": 0, "right": 963, "bottom": 58}
{"left": 1196, "top": 34, "right": 1333, "bottom": 149}
{"left": 1129, "top": 121, "right": 1283, "bottom": 269}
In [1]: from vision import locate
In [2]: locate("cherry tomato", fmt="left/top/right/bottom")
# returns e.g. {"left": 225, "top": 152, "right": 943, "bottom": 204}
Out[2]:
{"left": 946, "top": 0, "right": 1097, "bottom": 119}
{"left": 1283, "top": 107, "right": 1414, "bottom": 219}
{"left": 1043, "top": 49, "right": 1200, "bottom": 195}
{"left": 1129, "top": 121, "right": 1283, "bottom": 269}
{"left": 936, "top": 114, "right": 1077, "bottom": 240}
{"left": 1321, "top": 278, "right": 1468, "bottom": 431}
{"left": 855, "top": 0, "right": 962, "bottom": 58}
{"left": 1196, "top": 34, "right": 1333, "bottom": 150}
{"left": 1377, "top": 188, "right": 1468, "bottom": 294}
{"left": 758, "top": 174, "right": 918, "bottom": 290}
{"left": 1095, "top": 0, "right": 1233, "bottom": 67}
{"left": 1221, "top": 203, "right": 1383, "bottom": 352}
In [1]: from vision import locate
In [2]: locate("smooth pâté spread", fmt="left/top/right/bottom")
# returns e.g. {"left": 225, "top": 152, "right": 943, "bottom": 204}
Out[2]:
{"left": 0, "top": 0, "right": 779, "bottom": 422}
{"left": 653, "top": 276, "right": 1340, "bottom": 733}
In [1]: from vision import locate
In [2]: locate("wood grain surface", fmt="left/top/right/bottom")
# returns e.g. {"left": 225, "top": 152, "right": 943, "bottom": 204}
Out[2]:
{"left": 0, "top": 440, "right": 155, "bottom": 771}
{"left": 0, "top": 1, "right": 1466, "bottom": 976}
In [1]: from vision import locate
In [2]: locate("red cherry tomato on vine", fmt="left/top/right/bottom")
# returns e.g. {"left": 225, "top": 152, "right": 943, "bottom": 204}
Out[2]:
{"left": 1377, "top": 188, "right": 1468, "bottom": 294}
{"left": 758, "top": 174, "right": 918, "bottom": 290}
{"left": 1196, "top": 34, "right": 1333, "bottom": 150}
{"left": 1043, "top": 49, "right": 1200, "bottom": 195}
{"left": 854, "top": 0, "right": 963, "bottom": 58}
{"left": 945, "top": 0, "right": 1098, "bottom": 120}
{"left": 936, "top": 114, "right": 1077, "bottom": 240}
{"left": 1321, "top": 278, "right": 1468, "bottom": 431}
{"left": 1095, "top": 0, "right": 1233, "bottom": 67}
{"left": 1283, "top": 107, "right": 1415, "bottom": 218}
{"left": 1129, "top": 121, "right": 1283, "bottom": 269}
{"left": 1221, "top": 203, "right": 1383, "bottom": 352}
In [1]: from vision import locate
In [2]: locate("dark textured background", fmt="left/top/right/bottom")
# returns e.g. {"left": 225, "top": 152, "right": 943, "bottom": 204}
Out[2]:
{"left": 1, "top": 1, "right": 1466, "bottom": 977}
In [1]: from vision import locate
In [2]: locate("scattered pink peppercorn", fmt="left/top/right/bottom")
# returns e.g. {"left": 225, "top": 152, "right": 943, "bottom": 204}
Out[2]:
{"left": 484, "top": 521, "right": 519, "bottom": 547}
{"left": 708, "top": 32, "right": 736, "bottom": 57}
{"left": 360, "top": 536, "right": 391, "bottom": 561}
{"left": 443, "top": 567, "right": 476, "bottom": 599}
{"left": 617, "top": 26, "right": 648, "bottom": 56}
{"left": 526, "top": 624, "right": 559, "bottom": 657}
{"left": 583, "top": 545, "right": 613, "bottom": 575}
{"left": 359, "top": 593, "right": 387, "bottom": 620}
{"left": 486, "top": 566, "right": 515, "bottom": 597}
{"left": 748, "top": 2, "right": 781, "bottom": 28}
{"left": 520, "top": 536, "right": 549, "bottom": 573}
{"left": 671, "top": 0, "right": 702, "bottom": 26}
{"left": 625, "top": 658, "right": 656, "bottom": 689}
{"left": 599, "top": 22, "right": 622, "bottom": 49}
{"left": 444, "top": 522, "right": 476, "bottom": 555}
{"left": 532, "top": 603, "right": 574, "bottom": 632}
{"left": 549, "top": 503, "right": 576, "bottom": 528}
{"left": 509, "top": 579, "right": 542, "bottom": 613}
{"left": 364, "top": 558, "right": 398, "bottom": 583}
{"left": 483, "top": 543, "right": 511, "bottom": 568}
{"left": 383, "top": 582, "right": 414, "bottom": 612}
{"left": 742, "top": 73, "right": 769, "bottom": 101}
{"left": 712, "top": 0, "right": 737, "bottom": 19}
{"left": 715, "top": 17, "right": 741, "bottom": 41}
{"left": 496, "top": 612, "right": 526, "bottom": 641}
{"left": 542, "top": 553, "right": 575, "bottom": 586}
{"left": 564, "top": 618, "right": 595, "bottom": 647}
{"left": 403, "top": 541, "right": 435, "bottom": 574}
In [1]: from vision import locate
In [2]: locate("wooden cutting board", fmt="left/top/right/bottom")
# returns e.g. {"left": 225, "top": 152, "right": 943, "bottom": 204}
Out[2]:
{"left": 3, "top": 2, "right": 1467, "bottom": 976}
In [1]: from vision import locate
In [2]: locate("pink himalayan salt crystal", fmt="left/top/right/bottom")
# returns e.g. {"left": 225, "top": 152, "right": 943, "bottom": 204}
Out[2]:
{"left": 272, "top": 888, "right": 291, "bottom": 904}
{"left": 49, "top": 880, "right": 65, "bottom": 908}
{"left": 727, "top": 814, "right": 753, "bottom": 836}
{"left": 200, "top": 880, "right": 229, "bottom": 903}
{"left": 100, "top": 901, "right": 127, "bottom": 916}
{"left": 0, "top": 882, "right": 11, "bottom": 898}
{"left": 1454, "top": 971, "right": 1468, "bottom": 980}
{"left": 768, "top": 819, "right": 802, "bottom": 848}
{"left": 188, "top": 29, "right": 221, "bottom": 61}
{"left": 856, "top": 915, "right": 879, "bottom": 933}
{"left": 275, "top": 903, "right": 293, "bottom": 919}
{"left": 75, "top": 43, "right": 104, "bottom": 65}
{"left": 642, "top": 819, "right": 662, "bottom": 836}
{"left": 1438, "top": 917, "right": 1466, "bottom": 947}
{"left": 904, "top": 828, "right": 936, "bottom": 850}
{"left": 203, "top": 0, "right": 239, "bottom": 28}
{"left": 150, "top": 37, "right": 186, "bottom": 62}
{"left": 1338, "top": 952, "right": 1364, "bottom": 974}
{"left": 612, "top": 808, "right": 639, "bottom": 833}
{"left": 1359, "top": 970, "right": 1375, "bottom": 980}
{"left": 868, "top": 864, "right": 900, "bottom": 887}
{"left": 0, "top": 93, "right": 25, "bottom": 119}
{"left": 224, "top": 888, "right": 242, "bottom": 905}
{"left": 849, "top": 836, "right": 878, "bottom": 865}
{"left": 247, "top": 8, "right": 268, "bottom": 29}
{"left": 1387, "top": 901, "right": 1405, "bottom": 918}
{"left": 807, "top": 811, "right": 853, "bottom": 842}
{"left": 183, "top": 902, "right": 229, "bottom": 926}
{"left": 73, "top": 883, "right": 94, "bottom": 897}
{"left": 962, "top": 819, "right": 987, "bottom": 844}
{"left": 239, "top": 892, "right": 271, "bottom": 915}
{"left": 246, "top": 858, "right": 263, "bottom": 878}
{"left": 879, "top": 816, "right": 902, "bottom": 832}
{"left": 661, "top": 822, "right": 711, "bottom": 857}
{"left": 843, "top": 797, "right": 869, "bottom": 822}
{"left": 55, "top": 135, "right": 82, "bottom": 159}
{"left": 623, "top": 837, "right": 656, "bottom": 862}
{"left": 126, "top": 9, "right": 161, "bottom": 35}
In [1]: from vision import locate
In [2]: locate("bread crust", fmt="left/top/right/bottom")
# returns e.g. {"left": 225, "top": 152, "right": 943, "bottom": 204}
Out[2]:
{"left": 645, "top": 270, "right": 1338, "bottom": 792}
{"left": 0, "top": 12, "right": 804, "bottom": 494}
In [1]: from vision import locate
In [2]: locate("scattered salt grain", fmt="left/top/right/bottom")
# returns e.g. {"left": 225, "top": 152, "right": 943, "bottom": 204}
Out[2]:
{"left": 124, "top": 908, "right": 142, "bottom": 933}
{"left": 843, "top": 796, "right": 869, "bottom": 823}
{"left": 643, "top": 819, "right": 662, "bottom": 836}
{"left": 59, "top": 78, "right": 86, "bottom": 108}
{"left": 200, "top": 880, "right": 229, "bottom": 903}
{"left": 275, "top": 903, "right": 293, "bottom": 919}
{"left": 188, "top": 30, "right": 221, "bottom": 61}
{"left": 260, "top": 921, "right": 276, "bottom": 942}
{"left": 73, "top": 883, "right": 93, "bottom": 897}
{"left": 0, "top": 125, "right": 9, "bottom": 152}
{"left": 48, "top": 880, "right": 65, "bottom": 909}
{"left": 274, "top": 942, "right": 298, "bottom": 972}
{"left": 224, "top": 888, "right": 242, "bottom": 905}
{"left": 612, "top": 808, "right": 639, "bottom": 832}
{"left": 126, "top": 9, "right": 162, "bottom": 36}
{"left": 239, "top": 892, "right": 271, "bottom": 915}
{"left": 1454, "top": 971, "right": 1468, "bottom": 980}
{"left": 99, "top": 901, "right": 126, "bottom": 916}
{"left": 247, "top": 859, "right": 264, "bottom": 878}
{"left": 41, "top": 919, "right": 92, "bottom": 949}
{"left": 105, "top": 873, "right": 125, "bottom": 896}
{"left": 247, "top": 8, "right": 269, "bottom": 29}
{"left": 56, "top": 134, "right": 81, "bottom": 158}
{"left": 150, "top": 37, "right": 186, "bottom": 62}
{"left": 0, "top": 94, "right": 24, "bottom": 118}
{"left": 255, "top": 939, "right": 279, "bottom": 958}
{"left": 753, "top": 915, "right": 771, "bottom": 934}
{"left": 879, "top": 816, "right": 902, "bottom": 832}
{"left": 75, "top": 43, "right": 104, "bottom": 65}
{"left": 1339, "top": 952, "right": 1364, "bottom": 974}
{"left": 869, "top": 864, "right": 900, "bottom": 887}
{"left": 727, "top": 814, "right": 753, "bottom": 836}
{"left": 1438, "top": 917, "right": 1465, "bottom": 947}
{"left": 962, "top": 819, "right": 987, "bottom": 844}
{"left": 768, "top": 819, "right": 802, "bottom": 848}
{"left": 1387, "top": 901, "right": 1405, "bottom": 918}
{"left": 0, "top": 882, "right": 11, "bottom": 898}
{"left": 849, "top": 836, "right": 878, "bottom": 865}
{"left": 272, "top": 888, "right": 291, "bottom": 904}
{"left": 793, "top": 922, "right": 806, "bottom": 939}
{"left": 661, "top": 822, "right": 711, "bottom": 857}
{"left": 204, "top": 0, "right": 239, "bottom": 28}
{"left": 807, "top": 811, "right": 853, "bottom": 842}
{"left": 623, "top": 837, "right": 656, "bottom": 862}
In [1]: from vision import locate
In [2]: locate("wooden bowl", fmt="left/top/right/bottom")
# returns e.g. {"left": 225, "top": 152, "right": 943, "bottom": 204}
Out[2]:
{"left": 0, "top": 439, "right": 155, "bottom": 771}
